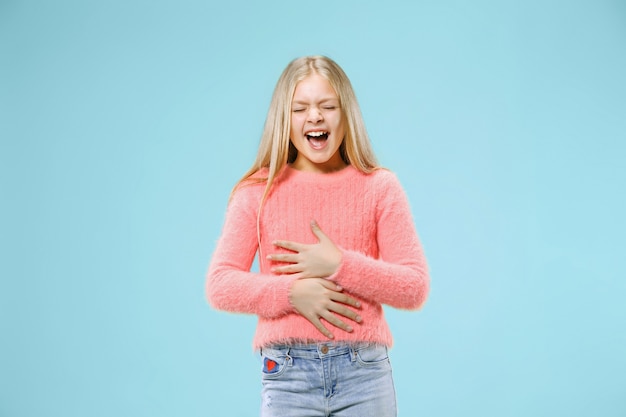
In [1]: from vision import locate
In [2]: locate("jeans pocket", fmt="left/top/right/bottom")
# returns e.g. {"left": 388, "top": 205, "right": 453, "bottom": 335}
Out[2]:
{"left": 355, "top": 345, "right": 390, "bottom": 368}
{"left": 260, "top": 348, "right": 291, "bottom": 379}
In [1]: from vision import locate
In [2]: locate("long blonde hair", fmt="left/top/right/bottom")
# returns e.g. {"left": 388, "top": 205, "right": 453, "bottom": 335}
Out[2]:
{"left": 233, "top": 55, "right": 379, "bottom": 202}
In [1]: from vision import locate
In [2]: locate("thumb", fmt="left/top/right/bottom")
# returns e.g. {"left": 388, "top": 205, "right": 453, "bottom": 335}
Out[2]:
{"left": 310, "top": 219, "right": 328, "bottom": 242}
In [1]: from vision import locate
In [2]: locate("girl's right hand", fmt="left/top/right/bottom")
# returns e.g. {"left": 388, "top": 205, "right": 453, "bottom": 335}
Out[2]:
{"left": 289, "top": 278, "right": 362, "bottom": 339}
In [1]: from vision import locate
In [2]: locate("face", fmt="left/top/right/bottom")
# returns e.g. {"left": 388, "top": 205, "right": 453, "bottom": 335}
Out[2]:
{"left": 289, "top": 73, "right": 346, "bottom": 173}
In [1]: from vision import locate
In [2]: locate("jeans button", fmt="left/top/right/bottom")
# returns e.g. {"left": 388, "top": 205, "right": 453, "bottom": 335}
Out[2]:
{"left": 320, "top": 345, "right": 329, "bottom": 354}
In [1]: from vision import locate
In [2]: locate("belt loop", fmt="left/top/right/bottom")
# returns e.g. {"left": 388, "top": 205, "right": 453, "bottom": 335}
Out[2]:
{"left": 286, "top": 347, "right": 293, "bottom": 366}
{"left": 350, "top": 346, "right": 357, "bottom": 362}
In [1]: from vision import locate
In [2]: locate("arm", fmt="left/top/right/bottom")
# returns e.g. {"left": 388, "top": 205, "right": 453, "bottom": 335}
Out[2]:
{"left": 330, "top": 172, "right": 429, "bottom": 310}
{"left": 206, "top": 185, "right": 296, "bottom": 318}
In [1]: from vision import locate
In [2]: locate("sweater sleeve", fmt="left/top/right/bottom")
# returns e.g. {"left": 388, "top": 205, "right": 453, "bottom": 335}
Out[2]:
{"left": 206, "top": 184, "right": 297, "bottom": 318}
{"left": 330, "top": 172, "right": 429, "bottom": 310}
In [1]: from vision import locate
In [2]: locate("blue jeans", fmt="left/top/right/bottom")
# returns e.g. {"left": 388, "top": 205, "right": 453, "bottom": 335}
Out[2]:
{"left": 259, "top": 342, "right": 397, "bottom": 417}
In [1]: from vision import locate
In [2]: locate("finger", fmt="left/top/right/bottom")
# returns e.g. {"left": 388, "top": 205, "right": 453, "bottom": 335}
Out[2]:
{"left": 317, "top": 279, "right": 344, "bottom": 293}
{"left": 309, "top": 219, "right": 328, "bottom": 242}
{"left": 320, "top": 311, "right": 353, "bottom": 333}
{"left": 329, "top": 302, "right": 362, "bottom": 323}
{"left": 310, "top": 316, "right": 334, "bottom": 339}
{"left": 272, "top": 264, "right": 304, "bottom": 274}
{"left": 272, "top": 240, "right": 304, "bottom": 252}
{"left": 330, "top": 291, "right": 361, "bottom": 308}
{"left": 272, "top": 268, "right": 304, "bottom": 279}
{"left": 267, "top": 253, "right": 299, "bottom": 263}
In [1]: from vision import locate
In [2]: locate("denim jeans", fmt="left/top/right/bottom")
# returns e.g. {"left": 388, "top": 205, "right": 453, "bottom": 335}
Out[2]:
{"left": 259, "top": 342, "right": 397, "bottom": 417}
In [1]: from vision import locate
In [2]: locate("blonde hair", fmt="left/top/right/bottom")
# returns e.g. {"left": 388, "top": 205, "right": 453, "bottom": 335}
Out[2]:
{"left": 233, "top": 55, "right": 379, "bottom": 202}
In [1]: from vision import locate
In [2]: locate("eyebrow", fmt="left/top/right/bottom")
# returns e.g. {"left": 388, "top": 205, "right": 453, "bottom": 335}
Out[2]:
{"left": 292, "top": 97, "right": 339, "bottom": 105}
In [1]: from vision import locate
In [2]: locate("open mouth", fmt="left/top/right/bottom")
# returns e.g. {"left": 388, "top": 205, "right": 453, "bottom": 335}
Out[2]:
{"left": 306, "top": 131, "right": 329, "bottom": 149}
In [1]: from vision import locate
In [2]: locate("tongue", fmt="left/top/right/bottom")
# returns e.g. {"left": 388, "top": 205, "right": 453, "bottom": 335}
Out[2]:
{"left": 309, "top": 137, "right": 326, "bottom": 149}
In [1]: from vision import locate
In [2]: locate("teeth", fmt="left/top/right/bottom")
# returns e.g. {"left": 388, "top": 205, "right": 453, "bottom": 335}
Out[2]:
{"left": 307, "top": 131, "right": 328, "bottom": 137}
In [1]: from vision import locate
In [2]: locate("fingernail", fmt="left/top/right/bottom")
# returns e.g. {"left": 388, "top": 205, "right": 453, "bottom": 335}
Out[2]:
{"left": 346, "top": 326, "right": 353, "bottom": 332}
{"left": 336, "top": 285, "right": 343, "bottom": 291}
{"left": 328, "top": 334, "right": 334, "bottom": 339}
{"left": 355, "top": 301, "right": 361, "bottom": 308}
{"left": 356, "top": 316, "right": 362, "bottom": 323}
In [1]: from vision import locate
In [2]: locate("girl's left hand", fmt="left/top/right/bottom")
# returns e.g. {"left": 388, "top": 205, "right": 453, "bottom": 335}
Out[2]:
{"left": 268, "top": 220, "right": 342, "bottom": 279}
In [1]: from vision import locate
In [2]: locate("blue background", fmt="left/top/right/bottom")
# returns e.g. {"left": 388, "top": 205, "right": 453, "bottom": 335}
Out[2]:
{"left": 1, "top": 0, "right": 625, "bottom": 416}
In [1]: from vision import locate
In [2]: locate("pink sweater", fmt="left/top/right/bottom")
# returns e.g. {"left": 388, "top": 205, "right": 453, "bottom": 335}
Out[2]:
{"left": 206, "top": 164, "right": 429, "bottom": 349}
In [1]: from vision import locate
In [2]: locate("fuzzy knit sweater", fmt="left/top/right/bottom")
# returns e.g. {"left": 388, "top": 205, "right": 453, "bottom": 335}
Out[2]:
{"left": 206, "top": 164, "right": 429, "bottom": 349}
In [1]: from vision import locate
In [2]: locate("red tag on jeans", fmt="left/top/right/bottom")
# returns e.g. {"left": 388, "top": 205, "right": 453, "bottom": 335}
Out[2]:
{"left": 264, "top": 358, "right": 277, "bottom": 373}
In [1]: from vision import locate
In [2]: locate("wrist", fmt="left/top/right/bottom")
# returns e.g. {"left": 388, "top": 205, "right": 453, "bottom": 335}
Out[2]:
{"left": 326, "top": 247, "right": 343, "bottom": 280}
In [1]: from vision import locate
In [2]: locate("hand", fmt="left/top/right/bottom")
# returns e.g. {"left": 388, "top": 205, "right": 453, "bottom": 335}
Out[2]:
{"left": 289, "top": 278, "right": 362, "bottom": 339}
{"left": 268, "top": 220, "right": 342, "bottom": 279}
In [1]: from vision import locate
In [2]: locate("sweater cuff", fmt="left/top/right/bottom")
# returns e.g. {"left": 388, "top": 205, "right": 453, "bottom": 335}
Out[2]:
{"left": 325, "top": 249, "right": 373, "bottom": 292}
{"left": 269, "top": 275, "right": 299, "bottom": 316}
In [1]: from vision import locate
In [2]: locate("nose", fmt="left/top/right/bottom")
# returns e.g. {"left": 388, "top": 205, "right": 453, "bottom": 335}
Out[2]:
{"left": 307, "top": 107, "right": 323, "bottom": 123}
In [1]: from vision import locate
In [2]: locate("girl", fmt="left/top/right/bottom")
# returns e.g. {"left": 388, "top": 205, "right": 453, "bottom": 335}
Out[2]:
{"left": 206, "top": 56, "right": 429, "bottom": 417}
